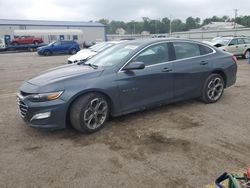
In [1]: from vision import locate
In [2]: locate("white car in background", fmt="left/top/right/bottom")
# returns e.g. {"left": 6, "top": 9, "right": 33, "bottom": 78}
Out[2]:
{"left": 0, "top": 38, "right": 6, "bottom": 50}
{"left": 67, "top": 41, "right": 123, "bottom": 64}
{"left": 204, "top": 36, "right": 250, "bottom": 58}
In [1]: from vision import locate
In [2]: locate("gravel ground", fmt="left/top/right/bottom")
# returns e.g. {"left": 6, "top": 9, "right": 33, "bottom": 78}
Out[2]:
{"left": 0, "top": 52, "right": 250, "bottom": 188}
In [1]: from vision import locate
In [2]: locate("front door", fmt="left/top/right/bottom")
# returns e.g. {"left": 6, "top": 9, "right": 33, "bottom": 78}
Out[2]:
{"left": 117, "top": 42, "right": 174, "bottom": 112}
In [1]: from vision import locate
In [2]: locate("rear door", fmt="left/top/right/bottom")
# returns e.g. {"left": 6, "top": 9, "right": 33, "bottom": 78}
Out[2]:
{"left": 171, "top": 42, "right": 214, "bottom": 100}
{"left": 236, "top": 38, "right": 246, "bottom": 55}
{"left": 117, "top": 42, "right": 174, "bottom": 112}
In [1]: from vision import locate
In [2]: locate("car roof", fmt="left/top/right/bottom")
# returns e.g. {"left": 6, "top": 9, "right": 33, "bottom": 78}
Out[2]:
{"left": 118, "top": 38, "right": 208, "bottom": 47}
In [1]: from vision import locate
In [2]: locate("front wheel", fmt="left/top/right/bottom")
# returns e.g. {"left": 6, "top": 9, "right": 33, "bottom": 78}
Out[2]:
{"left": 70, "top": 93, "right": 109, "bottom": 133}
{"left": 201, "top": 74, "right": 225, "bottom": 103}
{"left": 43, "top": 50, "right": 51, "bottom": 56}
{"left": 70, "top": 48, "right": 77, "bottom": 55}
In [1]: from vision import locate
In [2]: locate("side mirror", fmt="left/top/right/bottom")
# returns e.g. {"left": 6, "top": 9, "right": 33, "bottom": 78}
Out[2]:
{"left": 123, "top": 61, "right": 145, "bottom": 71}
{"left": 51, "top": 44, "right": 54, "bottom": 47}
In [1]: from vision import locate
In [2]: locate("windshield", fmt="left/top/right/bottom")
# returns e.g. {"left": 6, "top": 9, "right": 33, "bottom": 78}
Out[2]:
{"left": 90, "top": 42, "right": 106, "bottom": 51}
{"left": 86, "top": 43, "right": 139, "bottom": 67}
{"left": 211, "top": 38, "right": 231, "bottom": 46}
{"left": 48, "top": 41, "right": 56, "bottom": 46}
{"left": 95, "top": 43, "right": 115, "bottom": 52}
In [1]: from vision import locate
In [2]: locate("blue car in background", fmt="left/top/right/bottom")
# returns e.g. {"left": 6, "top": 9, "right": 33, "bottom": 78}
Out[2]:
{"left": 37, "top": 40, "right": 80, "bottom": 56}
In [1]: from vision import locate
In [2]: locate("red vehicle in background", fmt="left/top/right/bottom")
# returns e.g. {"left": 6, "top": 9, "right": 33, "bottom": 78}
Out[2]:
{"left": 11, "top": 36, "right": 43, "bottom": 45}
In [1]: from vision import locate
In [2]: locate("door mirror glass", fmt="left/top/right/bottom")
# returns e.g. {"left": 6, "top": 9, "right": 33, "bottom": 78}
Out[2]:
{"left": 123, "top": 61, "right": 145, "bottom": 71}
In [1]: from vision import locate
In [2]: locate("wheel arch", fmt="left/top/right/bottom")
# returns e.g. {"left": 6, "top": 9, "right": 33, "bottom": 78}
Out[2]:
{"left": 244, "top": 48, "right": 250, "bottom": 55}
{"left": 65, "top": 89, "right": 114, "bottom": 126}
{"left": 211, "top": 69, "right": 227, "bottom": 86}
{"left": 43, "top": 49, "right": 52, "bottom": 55}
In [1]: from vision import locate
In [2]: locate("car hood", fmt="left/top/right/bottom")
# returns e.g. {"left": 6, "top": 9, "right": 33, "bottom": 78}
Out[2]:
{"left": 27, "top": 64, "right": 103, "bottom": 86}
{"left": 68, "top": 50, "right": 97, "bottom": 62}
{"left": 37, "top": 45, "right": 48, "bottom": 50}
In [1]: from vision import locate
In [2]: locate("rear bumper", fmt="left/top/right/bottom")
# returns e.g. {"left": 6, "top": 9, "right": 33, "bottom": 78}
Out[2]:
{"left": 17, "top": 94, "right": 67, "bottom": 130}
{"left": 225, "top": 63, "right": 237, "bottom": 88}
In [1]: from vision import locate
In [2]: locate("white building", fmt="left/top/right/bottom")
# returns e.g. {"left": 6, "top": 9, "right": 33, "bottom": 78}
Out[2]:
{"left": 190, "top": 22, "right": 245, "bottom": 31}
{"left": 0, "top": 19, "right": 106, "bottom": 45}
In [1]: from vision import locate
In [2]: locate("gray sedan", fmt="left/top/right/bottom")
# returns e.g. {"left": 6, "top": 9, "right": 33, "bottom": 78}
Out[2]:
{"left": 17, "top": 38, "right": 237, "bottom": 133}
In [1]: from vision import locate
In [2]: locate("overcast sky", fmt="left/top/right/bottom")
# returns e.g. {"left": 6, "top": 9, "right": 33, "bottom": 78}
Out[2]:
{"left": 0, "top": 0, "right": 248, "bottom": 22}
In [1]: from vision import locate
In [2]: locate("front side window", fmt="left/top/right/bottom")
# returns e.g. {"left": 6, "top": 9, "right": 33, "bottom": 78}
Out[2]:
{"left": 173, "top": 42, "right": 200, "bottom": 60}
{"left": 131, "top": 43, "right": 168, "bottom": 66}
{"left": 229, "top": 39, "right": 238, "bottom": 46}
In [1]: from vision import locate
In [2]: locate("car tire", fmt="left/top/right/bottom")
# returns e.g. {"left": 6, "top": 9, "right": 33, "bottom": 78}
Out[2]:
{"left": 201, "top": 74, "right": 225, "bottom": 103}
{"left": 70, "top": 93, "right": 109, "bottom": 133}
{"left": 43, "top": 50, "right": 51, "bottom": 56}
{"left": 243, "top": 50, "right": 250, "bottom": 59}
{"left": 70, "top": 48, "right": 77, "bottom": 55}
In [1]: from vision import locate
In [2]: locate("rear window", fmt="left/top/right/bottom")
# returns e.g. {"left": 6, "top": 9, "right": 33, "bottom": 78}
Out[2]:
{"left": 244, "top": 38, "right": 250, "bottom": 44}
{"left": 173, "top": 42, "right": 200, "bottom": 60}
{"left": 199, "top": 44, "right": 213, "bottom": 55}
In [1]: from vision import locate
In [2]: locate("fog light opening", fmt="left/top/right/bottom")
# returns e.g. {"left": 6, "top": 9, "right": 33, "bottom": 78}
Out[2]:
{"left": 30, "top": 112, "right": 51, "bottom": 122}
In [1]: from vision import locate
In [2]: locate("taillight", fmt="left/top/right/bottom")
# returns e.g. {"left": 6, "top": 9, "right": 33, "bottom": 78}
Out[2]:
{"left": 232, "top": 56, "right": 237, "bottom": 63}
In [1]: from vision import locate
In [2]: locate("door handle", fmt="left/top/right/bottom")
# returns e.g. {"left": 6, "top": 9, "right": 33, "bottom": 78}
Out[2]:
{"left": 200, "top": 61, "right": 208, "bottom": 65}
{"left": 162, "top": 67, "right": 172, "bottom": 72}
{"left": 235, "top": 46, "right": 238, "bottom": 48}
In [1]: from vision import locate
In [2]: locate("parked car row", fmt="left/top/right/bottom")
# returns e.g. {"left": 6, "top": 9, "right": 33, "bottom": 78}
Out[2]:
{"left": 17, "top": 38, "right": 237, "bottom": 133}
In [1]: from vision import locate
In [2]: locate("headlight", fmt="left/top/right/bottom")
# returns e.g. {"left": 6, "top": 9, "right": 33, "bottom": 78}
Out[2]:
{"left": 27, "top": 91, "right": 63, "bottom": 102}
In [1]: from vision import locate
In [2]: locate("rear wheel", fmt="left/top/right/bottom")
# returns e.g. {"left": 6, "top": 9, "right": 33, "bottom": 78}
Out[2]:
{"left": 43, "top": 50, "right": 51, "bottom": 56}
{"left": 201, "top": 74, "right": 225, "bottom": 103}
{"left": 243, "top": 50, "right": 250, "bottom": 59}
{"left": 70, "top": 93, "right": 109, "bottom": 133}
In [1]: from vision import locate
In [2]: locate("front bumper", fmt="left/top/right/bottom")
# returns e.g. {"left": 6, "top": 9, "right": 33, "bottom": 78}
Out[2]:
{"left": 17, "top": 93, "right": 67, "bottom": 129}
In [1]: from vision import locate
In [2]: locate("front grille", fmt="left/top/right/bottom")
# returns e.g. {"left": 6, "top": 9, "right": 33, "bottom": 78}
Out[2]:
{"left": 17, "top": 97, "right": 28, "bottom": 118}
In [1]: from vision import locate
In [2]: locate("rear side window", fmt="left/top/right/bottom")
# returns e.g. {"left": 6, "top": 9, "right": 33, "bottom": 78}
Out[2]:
{"left": 237, "top": 38, "right": 245, "bottom": 44}
{"left": 173, "top": 42, "right": 200, "bottom": 59}
{"left": 199, "top": 44, "right": 213, "bottom": 55}
{"left": 244, "top": 38, "right": 250, "bottom": 44}
{"left": 132, "top": 43, "right": 168, "bottom": 66}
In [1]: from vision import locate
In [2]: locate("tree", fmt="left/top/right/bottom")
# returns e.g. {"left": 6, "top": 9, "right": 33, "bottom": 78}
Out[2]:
{"left": 186, "top": 17, "right": 196, "bottom": 30}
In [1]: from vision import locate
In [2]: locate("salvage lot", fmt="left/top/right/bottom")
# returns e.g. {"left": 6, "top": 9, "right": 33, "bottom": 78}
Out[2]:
{"left": 0, "top": 52, "right": 250, "bottom": 188}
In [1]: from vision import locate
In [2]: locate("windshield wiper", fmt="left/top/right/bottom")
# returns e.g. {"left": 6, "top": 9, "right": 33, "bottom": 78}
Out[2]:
{"left": 77, "top": 60, "right": 98, "bottom": 69}
{"left": 84, "top": 63, "right": 98, "bottom": 69}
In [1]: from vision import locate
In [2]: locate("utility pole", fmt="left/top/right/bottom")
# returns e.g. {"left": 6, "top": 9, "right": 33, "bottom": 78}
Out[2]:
{"left": 233, "top": 9, "right": 238, "bottom": 29}
{"left": 169, "top": 15, "right": 172, "bottom": 37}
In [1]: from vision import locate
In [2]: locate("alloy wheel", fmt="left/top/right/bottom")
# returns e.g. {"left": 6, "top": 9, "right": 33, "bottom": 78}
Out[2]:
{"left": 207, "top": 77, "right": 224, "bottom": 101}
{"left": 83, "top": 98, "right": 108, "bottom": 130}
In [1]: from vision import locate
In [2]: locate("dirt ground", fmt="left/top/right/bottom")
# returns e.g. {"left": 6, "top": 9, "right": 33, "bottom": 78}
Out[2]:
{"left": 0, "top": 52, "right": 250, "bottom": 188}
